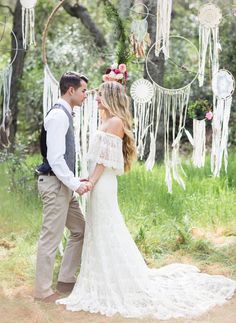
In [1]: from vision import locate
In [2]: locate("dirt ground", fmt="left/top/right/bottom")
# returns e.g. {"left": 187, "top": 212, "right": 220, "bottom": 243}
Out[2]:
{"left": 0, "top": 283, "right": 236, "bottom": 323}
{"left": 1, "top": 230, "right": 236, "bottom": 323}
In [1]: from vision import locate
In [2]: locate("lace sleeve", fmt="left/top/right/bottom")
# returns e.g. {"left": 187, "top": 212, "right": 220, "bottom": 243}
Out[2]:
{"left": 87, "top": 131, "right": 124, "bottom": 175}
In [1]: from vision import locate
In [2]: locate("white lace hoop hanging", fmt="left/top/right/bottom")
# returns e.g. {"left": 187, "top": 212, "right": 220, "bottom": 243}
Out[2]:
{"left": 211, "top": 69, "right": 235, "bottom": 177}
{"left": 0, "top": 22, "right": 18, "bottom": 149}
{"left": 198, "top": 3, "right": 222, "bottom": 87}
{"left": 129, "top": 3, "right": 151, "bottom": 58}
{"left": 20, "top": 0, "right": 37, "bottom": 49}
{"left": 145, "top": 35, "right": 199, "bottom": 192}
{"left": 130, "top": 79, "right": 154, "bottom": 104}
{"left": 131, "top": 78, "right": 154, "bottom": 159}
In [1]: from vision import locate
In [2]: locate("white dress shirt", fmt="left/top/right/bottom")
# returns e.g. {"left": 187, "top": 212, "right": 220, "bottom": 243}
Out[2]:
{"left": 45, "top": 98, "right": 81, "bottom": 191}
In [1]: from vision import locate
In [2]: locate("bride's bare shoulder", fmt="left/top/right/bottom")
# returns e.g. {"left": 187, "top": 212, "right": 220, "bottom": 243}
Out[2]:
{"left": 106, "top": 117, "right": 124, "bottom": 138}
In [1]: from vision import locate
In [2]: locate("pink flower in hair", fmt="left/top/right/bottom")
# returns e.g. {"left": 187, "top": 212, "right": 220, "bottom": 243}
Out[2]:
{"left": 119, "top": 64, "right": 127, "bottom": 73}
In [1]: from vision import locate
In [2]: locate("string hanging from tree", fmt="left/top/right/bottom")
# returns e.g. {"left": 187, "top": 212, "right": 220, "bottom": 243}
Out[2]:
{"left": 155, "top": 0, "right": 172, "bottom": 58}
{"left": 20, "top": 0, "right": 37, "bottom": 49}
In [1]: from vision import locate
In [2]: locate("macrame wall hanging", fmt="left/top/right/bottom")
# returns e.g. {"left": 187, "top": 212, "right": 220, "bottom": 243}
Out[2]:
{"left": 211, "top": 69, "right": 235, "bottom": 177}
{"left": 20, "top": 0, "right": 37, "bottom": 49}
{"left": 155, "top": 0, "right": 172, "bottom": 58}
{"left": 187, "top": 100, "right": 213, "bottom": 168}
{"left": 198, "top": 2, "right": 222, "bottom": 87}
{"left": 145, "top": 36, "right": 199, "bottom": 193}
{"left": 129, "top": 3, "right": 151, "bottom": 58}
{"left": 0, "top": 22, "right": 18, "bottom": 149}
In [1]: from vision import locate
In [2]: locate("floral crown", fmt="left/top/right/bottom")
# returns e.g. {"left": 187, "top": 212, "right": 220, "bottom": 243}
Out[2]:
{"left": 102, "top": 63, "right": 128, "bottom": 85}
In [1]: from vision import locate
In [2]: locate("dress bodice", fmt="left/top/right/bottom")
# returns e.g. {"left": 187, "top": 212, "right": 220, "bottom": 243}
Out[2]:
{"left": 87, "top": 130, "right": 124, "bottom": 175}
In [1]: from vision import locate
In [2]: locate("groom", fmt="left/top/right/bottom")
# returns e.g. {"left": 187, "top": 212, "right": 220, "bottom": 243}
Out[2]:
{"left": 35, "top": 71, "right": 92, "bottom": 302}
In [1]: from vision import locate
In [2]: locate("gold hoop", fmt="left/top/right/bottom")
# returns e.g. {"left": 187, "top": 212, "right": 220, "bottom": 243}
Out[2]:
{"left": 42, "top": 0, "right": 67, "bottom": 65}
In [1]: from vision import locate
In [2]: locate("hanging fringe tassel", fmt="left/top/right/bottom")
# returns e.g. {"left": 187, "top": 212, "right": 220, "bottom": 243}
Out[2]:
{"left": 211, "top": 96, "right": 232, "bottom": 177}
{"left": 43, "top": 64, "right": 59, "bottom": 117}
{"left": 73, "top": 91, "right": 98, "bottom": 214}
{"left": 198, "top": 25, "right": 220, "bottom": 87}
{"left": 22, "top": 6, "right": 36, "bottom": 49}
{"left": 0, "top": 65, "right": 13, "bottom": 149}
{"left": 192, "top": 119, "right": 206, "bottom": 168}
{"left": 162, "top": 85, "right": 190, "bottom": 193}
{"left": 155, "top": 0, "right": 172, "bottom": 58}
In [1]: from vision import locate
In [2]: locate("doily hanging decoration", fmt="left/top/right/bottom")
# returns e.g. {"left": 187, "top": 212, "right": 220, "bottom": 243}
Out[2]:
{"left": 130, "top": 79, "right": 154, "bottom": 104}
{"left": 20, "top": 0, "right": 37, "bottom": 49}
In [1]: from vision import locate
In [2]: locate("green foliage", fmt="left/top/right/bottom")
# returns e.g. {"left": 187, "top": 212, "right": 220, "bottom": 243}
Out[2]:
{"left": 102, "top": 0, "right": 131, "bottom": 64}
{"left": 188, "top": 99, "right": 212, "bottom": 120}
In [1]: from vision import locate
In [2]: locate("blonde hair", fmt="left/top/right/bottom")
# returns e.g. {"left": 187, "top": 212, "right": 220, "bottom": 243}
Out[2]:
{"left": 99, "top": 81, "right": 136, "bottom": 172}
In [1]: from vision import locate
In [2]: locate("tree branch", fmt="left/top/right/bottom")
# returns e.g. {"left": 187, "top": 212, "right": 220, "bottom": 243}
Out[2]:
{"left": 0, "top": 4, "right": 14, "bottom": 15}
{"left": 62, "top": 1, "right": 107, "bottom": 49}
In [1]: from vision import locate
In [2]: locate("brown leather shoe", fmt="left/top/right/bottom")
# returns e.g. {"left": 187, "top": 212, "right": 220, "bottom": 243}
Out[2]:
{"left": 34, "top": 292, "right": 61, "bottom": 303}
{"left": 56, "top": 281, "right": 75, "bottom": 294}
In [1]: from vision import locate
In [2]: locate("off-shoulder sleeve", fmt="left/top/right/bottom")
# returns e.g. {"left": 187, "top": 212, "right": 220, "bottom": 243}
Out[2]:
{"left": 87, "top": 131, "right": 124, "bottom": 175}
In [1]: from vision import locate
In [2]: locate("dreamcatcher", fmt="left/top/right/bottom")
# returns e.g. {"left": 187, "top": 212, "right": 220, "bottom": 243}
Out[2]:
{"left": 198, "top": 2, "right": 222, "bottom": 86}
{"left": 20, "top": 0, "right": 37, "bottom": 49}
{"left": 155, "top": 0, "right": 172, "bottom": 58}
{"left": 129, "top": 3, "right": 151, "bottom": 58}
{"left": 145, "top": 36, "right": 199, "bottom": 192}
{"left": 41, "top": 0, "right": 99, "bottom": 252}
{"left": 0, "top": 22, "right": 18, "bottom": 149}
{"left": 130, "top": 78, "right": 154, "bottom": 160}
{"left": 211, "top": 69, "right": 235, "bottom": 177}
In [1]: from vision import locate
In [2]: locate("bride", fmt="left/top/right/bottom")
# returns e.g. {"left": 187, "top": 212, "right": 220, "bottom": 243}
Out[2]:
{"left": 57, "top": 81, "right": 236, "bottom": 320}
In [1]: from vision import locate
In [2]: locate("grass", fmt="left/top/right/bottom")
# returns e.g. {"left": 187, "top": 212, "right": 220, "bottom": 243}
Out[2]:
{"left": 0, "top": 151, "right": 236, "bottom": 292}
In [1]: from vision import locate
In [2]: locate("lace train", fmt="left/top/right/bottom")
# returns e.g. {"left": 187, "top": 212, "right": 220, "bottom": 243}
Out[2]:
{"left": 57, "top": 132, "right": 236, "bottom": 319}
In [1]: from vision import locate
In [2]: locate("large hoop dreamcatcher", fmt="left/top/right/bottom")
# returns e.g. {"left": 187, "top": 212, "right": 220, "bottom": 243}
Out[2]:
{"left": 145, "top": 35, "right": 199, "bottom": 193}
{"left": 42, "top": 0, "right": 98, "bottom": 216}
{"left": 0, "top": 22, "right": 18, "bottom": 149}
{"left": 198, "top": 2, "right": 222, "bottom": 86}
{"left": 211, "top": 69, "right": 235, "bottom": 177}
{"left": 20, "top": 0, "right": 37, "bottom": 49}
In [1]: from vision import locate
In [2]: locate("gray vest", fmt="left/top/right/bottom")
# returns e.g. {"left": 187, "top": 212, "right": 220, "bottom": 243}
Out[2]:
{"left": 55, "top": 104, "right": 75, "bottom": 174}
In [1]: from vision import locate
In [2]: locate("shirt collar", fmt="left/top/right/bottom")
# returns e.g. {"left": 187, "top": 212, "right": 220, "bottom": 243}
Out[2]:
{"left": 57, "top": 98, "right": 73, "bottom": 115}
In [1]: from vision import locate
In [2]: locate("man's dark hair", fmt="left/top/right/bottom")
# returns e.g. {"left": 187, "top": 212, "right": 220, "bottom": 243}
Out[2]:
{"left": 59, "top": 71, "right": 88, "bottom": 95}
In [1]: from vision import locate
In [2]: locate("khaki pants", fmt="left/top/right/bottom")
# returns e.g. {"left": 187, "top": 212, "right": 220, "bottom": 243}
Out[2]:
{"left": 35, "top": 175, "right": 85, "bottom": 298}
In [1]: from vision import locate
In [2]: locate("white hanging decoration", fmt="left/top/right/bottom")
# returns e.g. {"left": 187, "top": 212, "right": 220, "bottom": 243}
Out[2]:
{"left": 211, "top": 69, "right": 235, "bottom": 177}
{"left": 131, "top": 79, "right": 154, "bottom": 159}
{"left": 130, "top": 78, "right": 154, "bottom": 104}
{"left": 130, "top": 3, "right": 151, "bottom": 58}
{"left": 20, "top": 0, "right": 37, "bottom": 49}
{"left": 155, "top": 0, "right": 173, "bottom": 58}
{"left": 43, "top": 64, "right": 60, "bottom": 117}
{"left": 0, "top": 23, "right": 18, "bottom": 149}
{"left": 146, "top": 36, "right": 199, "bottom": 192}
{"left": 198, "top": 3, "right": 222, "bottom": 87}
{"left": 192, "top": 119, "right": 206, "bottom": 168}
{"left": 73, "top": 91, "right": 99, "bottom": 214}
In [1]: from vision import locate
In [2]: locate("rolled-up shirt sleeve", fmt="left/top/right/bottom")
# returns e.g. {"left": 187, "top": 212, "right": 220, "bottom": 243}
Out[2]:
{"left": 45, "top": 109, "right": 81, "bottom": 191}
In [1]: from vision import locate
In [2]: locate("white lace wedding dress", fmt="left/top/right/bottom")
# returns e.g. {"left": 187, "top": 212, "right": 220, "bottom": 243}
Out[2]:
{"left": 57, "top": 130, "right": 236, "bottom": 320}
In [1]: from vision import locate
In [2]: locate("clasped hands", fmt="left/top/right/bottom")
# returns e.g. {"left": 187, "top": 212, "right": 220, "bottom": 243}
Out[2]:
{"left": 76, "top": 178, "right": 94, "bottom": 195}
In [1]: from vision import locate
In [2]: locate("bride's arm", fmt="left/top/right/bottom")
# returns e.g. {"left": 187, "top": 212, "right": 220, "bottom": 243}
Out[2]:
{"left": 89, "top": 117, "right": 124, "bottom": 187}
{"left": 88, "top": 164, "right": 105, "bottom": 187}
